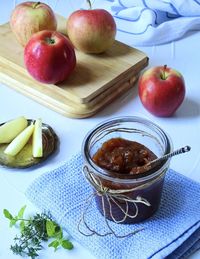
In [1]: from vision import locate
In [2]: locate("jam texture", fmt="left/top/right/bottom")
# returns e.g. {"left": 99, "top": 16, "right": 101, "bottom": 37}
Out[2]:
{"left": 92, "top": 138, "right": 157, "bottom": 175}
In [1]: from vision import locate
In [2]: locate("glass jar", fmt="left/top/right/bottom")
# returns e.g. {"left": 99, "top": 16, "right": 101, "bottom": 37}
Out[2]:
{"left": 82, "top": 116, "right": 172, "bottom": 224}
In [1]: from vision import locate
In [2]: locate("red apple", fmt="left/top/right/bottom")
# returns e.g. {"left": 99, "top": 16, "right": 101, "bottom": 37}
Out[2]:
{"left": 24, "top": 30, "right": 76, "bottom": 84}
{"left": 66, "top": 1, "right": 116, "bottom": 54}
{"left": 10, "top": 1, "right": 57, "bottom": 46}
{"left": 138, "top": 65, "right": 185, "bottom": 117}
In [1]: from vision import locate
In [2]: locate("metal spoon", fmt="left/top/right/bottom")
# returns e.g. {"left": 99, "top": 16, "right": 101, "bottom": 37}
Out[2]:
{"left": 145, "top": 145, "right": 191, "bottom": 168}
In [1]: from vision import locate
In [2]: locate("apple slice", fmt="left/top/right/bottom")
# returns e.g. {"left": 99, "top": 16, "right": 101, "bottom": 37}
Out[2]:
{"left": 0, "top": 116, "right": 28, "bottom": 143}
{"left": 4, "top": 124, "right": 34, "bottom": 156}
{"left": 32, "top": 118, "right": 43, "bottom": 158}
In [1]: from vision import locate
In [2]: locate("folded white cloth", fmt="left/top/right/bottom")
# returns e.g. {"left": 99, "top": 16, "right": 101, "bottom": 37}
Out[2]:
{"left": 90, "top": 0, "right": 200, "bottom": 46}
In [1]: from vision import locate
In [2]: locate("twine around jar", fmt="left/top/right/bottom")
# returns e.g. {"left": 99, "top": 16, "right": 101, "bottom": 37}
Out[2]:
{"left": 77, "top": 165, "right": 162, "bottom": 238}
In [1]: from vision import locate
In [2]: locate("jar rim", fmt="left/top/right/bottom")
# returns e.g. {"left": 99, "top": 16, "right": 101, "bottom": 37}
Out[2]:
{"left": 82, "top": 116, "right": 173, "bottom": 184}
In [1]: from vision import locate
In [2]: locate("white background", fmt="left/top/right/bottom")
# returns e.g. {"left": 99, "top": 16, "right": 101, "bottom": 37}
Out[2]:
{"left": 0, "top": 1, "right": 200, "bottom": 259}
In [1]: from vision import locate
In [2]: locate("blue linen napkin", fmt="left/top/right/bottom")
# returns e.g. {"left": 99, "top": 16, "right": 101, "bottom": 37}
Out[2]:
{"left": 89, "top": 0, "right": 200, "bottom": 46}
{"left": 26, "top": 153, "right": 200, "bottom": 259}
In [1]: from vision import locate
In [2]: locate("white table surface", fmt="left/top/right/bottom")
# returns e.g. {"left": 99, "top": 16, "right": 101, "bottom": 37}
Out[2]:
{"left": 1, "top": 1, "right": 200, "bottom": 259}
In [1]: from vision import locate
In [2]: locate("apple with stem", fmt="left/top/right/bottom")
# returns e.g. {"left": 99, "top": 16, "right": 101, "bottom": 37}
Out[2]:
{"left": 10, "top": 1, "right": 57, "bottom": 46}
{"left": 138, "top": 65, "right": 186, "bottom": 117}
{"left": 66, "top": 0, "right": 116, "bottom": 54}
{"left": 24, "top": 30, "right": 76, "bottom": 84}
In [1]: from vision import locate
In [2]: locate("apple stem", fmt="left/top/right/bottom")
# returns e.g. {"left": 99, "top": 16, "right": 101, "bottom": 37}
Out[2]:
{"left": 45, "top": 37, "right": 55, "bottom": 45}
{"left": 33, "top": 2, "right": 41, "bottom": 9}
{"left": 161, "top": 64, "right": 167, "bottom": 80}
{"left": 86, "top": 0, "right": 92, "bottom": 9}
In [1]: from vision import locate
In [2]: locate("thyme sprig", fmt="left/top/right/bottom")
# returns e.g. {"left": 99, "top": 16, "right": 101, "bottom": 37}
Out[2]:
{"left": 3, "top": 206, "right": 73, "bottom": 259}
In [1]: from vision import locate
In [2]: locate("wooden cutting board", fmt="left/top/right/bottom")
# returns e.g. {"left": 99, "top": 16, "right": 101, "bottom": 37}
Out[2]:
{"left": 0, "top": 15, "right": 148, "bottom": 118}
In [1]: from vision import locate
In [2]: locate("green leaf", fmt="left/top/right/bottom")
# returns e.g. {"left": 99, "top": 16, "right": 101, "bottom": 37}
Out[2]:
{"left": 17, "top": 205, "right": 26, "bottom": 218}
{"left": 19, "top": 220, "right": 25, "bottom": 232}
{"left": 46, "top": 220, "right": 56, "bottom": 237}
{"left": 61, "top": 239, "right": 73, "bottom": 250}
{"left": 48, "top": 240, "right": 60, "bottom": 251}
{"left": 3, "top": 209, "right": 13, "bottom": 220}
{"left": 5, "top": 206, "right": 74, "bottom": 258}
{"left": 9, "top": 217, "right": 18, "bottom": 227}
{"left": 53, "top": 226, "right": 63, "bottom": 239}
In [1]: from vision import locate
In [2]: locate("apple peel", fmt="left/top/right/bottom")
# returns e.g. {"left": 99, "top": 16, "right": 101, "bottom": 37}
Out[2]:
{"left": 0, "top": 116, "right": 28, "bottom": 144}
{"left": 10, "top": 1, "right": 57, "bottom": 46}
{"left": 138, "top": 65, "right": 185, "bottom": 117}
{"left": 32, "top": 118, "right": 43, "bottom": 158}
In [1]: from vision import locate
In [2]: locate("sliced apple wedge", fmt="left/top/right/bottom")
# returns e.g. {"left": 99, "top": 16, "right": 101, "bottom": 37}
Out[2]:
{"left": 4, "top": 124, "right": 35, "bottom": 156}
{"left": 0, "top": 116, "right": 28, "bottom": 143}
{"left": 32, "top": 118, "right": 43, "bottom": 158}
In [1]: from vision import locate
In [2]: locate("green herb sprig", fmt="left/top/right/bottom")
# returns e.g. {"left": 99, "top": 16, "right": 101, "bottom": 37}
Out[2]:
{"left": 3, "top": 206, "right": 73, "bottom": 259}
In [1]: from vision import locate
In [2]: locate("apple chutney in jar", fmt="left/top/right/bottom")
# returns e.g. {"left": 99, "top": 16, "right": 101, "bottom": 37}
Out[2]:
{"left": 92, "top": 138, "right": 157, "bottom": 175}
{"left": 82, "top": 117, "right": 172, "bottom": 224}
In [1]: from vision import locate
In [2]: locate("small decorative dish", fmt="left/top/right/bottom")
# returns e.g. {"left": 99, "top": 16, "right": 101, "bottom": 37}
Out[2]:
{"left": 0, "top": 119, "right": 58, "bottom": 168}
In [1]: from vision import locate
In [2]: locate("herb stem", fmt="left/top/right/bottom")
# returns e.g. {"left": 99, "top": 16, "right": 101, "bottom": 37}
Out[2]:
{"left": 86, "top": 0, "right": 92, "bottom": 9}
{"left": 4, "top": 207, "right": 73, "bottom": 258}
{"left": 18, "top": 231, "right": 38, "bottom": 246}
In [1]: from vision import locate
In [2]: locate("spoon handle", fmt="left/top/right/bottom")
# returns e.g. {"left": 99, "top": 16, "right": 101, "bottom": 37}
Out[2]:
{"left": 147, "top": 145, "right": 191, "bottom": 166}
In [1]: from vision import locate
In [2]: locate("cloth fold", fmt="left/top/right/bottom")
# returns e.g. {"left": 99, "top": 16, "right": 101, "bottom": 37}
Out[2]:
{"left": 26, "top": 153, "right": 200, "bottom": 259}
{"left": 88, "top": 0, "right": 200, "bottom": 46}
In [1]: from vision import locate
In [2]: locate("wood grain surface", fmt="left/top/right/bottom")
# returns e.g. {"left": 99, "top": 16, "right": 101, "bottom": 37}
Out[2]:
{"left": 0, "top": 15, "right": 148, "bottom": 118}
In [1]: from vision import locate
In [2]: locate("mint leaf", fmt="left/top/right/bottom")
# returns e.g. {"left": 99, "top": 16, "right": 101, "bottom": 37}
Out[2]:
{"left": 5, "top": 206, "right": 74, "bottom": 258}
{"left": 46, "top": 220, "right": 56, "bottom": 237}
{"left": 61, "top": 240, "right": 73, "bottom": 250}
{"left": 48, "top": 240, "right": 60, "bottom": 251}
{"left": 17, "top": 205, "right": 26, "bottom": 218}
{"left": 9, "top": 217, "right": 18, "bottom": 227}
{"left": 3, "top": 209, "right": 13, "bottom": 220}
{"left": 54, "top": 226, "right": 63, "bottom": 239}
{"left": 19, "top": 220, "right": 25, "bottom": 232}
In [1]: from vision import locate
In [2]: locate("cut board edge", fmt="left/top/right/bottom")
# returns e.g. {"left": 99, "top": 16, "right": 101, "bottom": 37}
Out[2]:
{"left": 0, "top": 62, "right": 138, "bottom": 118}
